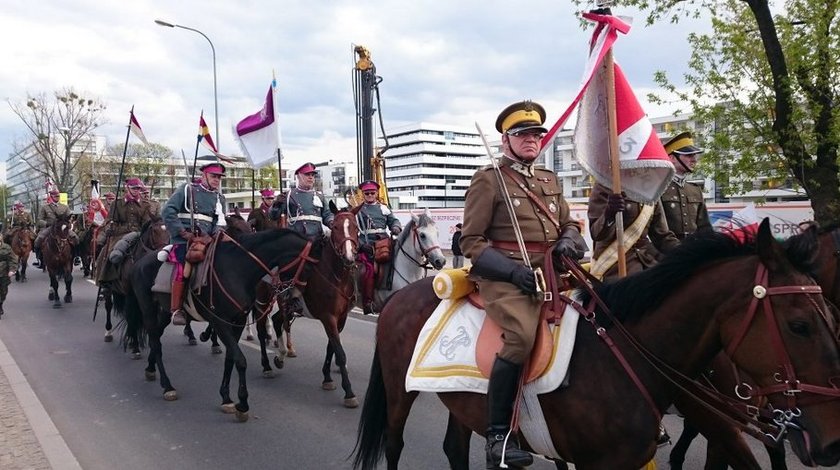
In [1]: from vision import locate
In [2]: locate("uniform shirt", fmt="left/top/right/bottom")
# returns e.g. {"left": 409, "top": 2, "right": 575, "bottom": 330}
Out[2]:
{"left": 10, "top": 212, "right": 33, "bottom": 228}
{"left": 460, "top": 157, "right": 578, "bottom": 267}
{"left": 0, "top": 242, "right": 18, "bottom": 275}
{"left": 248, "top": 203, "right": 273, "bottom": 232}
{"left": 106, "top": 198, "right": 154, "bottom": 239}
{"left": 660, "top": 177, "right": 711, "bottom": 240}
{"left": 356, "top": 202, "right": 401, "bottom": 243}
{"left": 37, "top": 203, "right": 71, "bottom": 229}
{"left": 162, "top": 182, "right": 227, "bottom": 244}
{"left": 270, "top": 187, "right": 334, "bottom": 239}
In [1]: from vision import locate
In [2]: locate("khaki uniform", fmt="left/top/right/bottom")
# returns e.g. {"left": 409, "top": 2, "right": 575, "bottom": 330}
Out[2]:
{"left": 35, "top": 203, "right": 77, "bottom": 248}
{"left": 247, "top": 204, "right": 273, "bottom": 232}
{"left": 95, "top": 198, "right": 154, "bottom": 283}
{"left": 660, "top": 178, "right": 711, "bottom": 240}
{"left": 0, "top": 241, "right": 17, "bottom": 302}
{"left": 588, "top": 183, "right": 679, "bottom": 281}
{"left": 5, "top": 212, "right": 34, "bottom": 243}
{"left": 460, "top": 158, "right": 578, "bottom": 363}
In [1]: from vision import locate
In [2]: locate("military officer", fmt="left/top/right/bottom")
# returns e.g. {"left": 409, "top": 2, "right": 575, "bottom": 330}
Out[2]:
{"left": 34, "top": 188, "right": 77, "bottom": 267}
{"left": 460, "top": 100, "right": 586, "bottom": 469}
{"left": 5, "top": 201, "right": 34, "bottom": 244}
{"left": 270, "top": 162, "right": 334, "bottom": 239}
{"left": 355, "top": 180, "right": 402, "bottom": 314}
{"left": 248, "top": 188, "right": 275, "bottom": 232}
{"left": 95, "top": 178, "right": 154, "bottom": 284}
{"left": 162, "top": 162, "right": 228, "bottom": 326}
{"left": 660, "top": 131, "right": 711, "bottom": 240}
{"left": 0, "top": 236, "right": 18, "bottom": 318}
{"left": 142, "top": 186, "right": 161, "bottom": 217}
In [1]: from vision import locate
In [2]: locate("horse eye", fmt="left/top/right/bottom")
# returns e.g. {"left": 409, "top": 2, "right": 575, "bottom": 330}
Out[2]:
{"left": 420, "top": 233, "right": 426, "bottom": 240}
{"left": 788, "top": 320, "right": 810, "bottom": 337}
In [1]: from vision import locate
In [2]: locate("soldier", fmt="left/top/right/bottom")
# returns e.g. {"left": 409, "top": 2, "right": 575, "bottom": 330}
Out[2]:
{"left": 142, "top": 186, "right": 161, "bottom": 217}
{"left": 660, "top": 131, "right": 711, "bottom": 240}
{"left": 103, "top": 192, "right": 117, "bottom": 213}
{"left": 95, "top": 178, "right": 154, "bottom": 284}
{"left": 460, "top": 100, "right": 586, "bottom": 469}
{"left": 0, "top": 236, "right": 18, "bottom": 318}
{"left": 247, "top": 188, "right": 275, "bottom": 232}
{"left": 162, "top": 162, "right": 227, "bottom": 326}
{"left": 355, "top": 180, "right": 402, "bottom": 314}
{"left": 270, "top": 162, "right": 334, "bottom": 239}
{"left": 4, "top": 201, "right": 34, "bottom": 244}
{"left": 34, "top": 188, "right": 77, "bottom": 267}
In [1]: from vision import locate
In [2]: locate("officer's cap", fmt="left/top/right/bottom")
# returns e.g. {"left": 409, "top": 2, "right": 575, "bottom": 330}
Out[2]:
{"left": 200, "top": 162, "right": 226, "bottom": 175}
{"left": 295, "top": 162, "right": 317, "bottom": 175}
{"left": 495, "top": 100, "right": 548, "bottom": 134}
{"left": 664, "top": 131, "right": 704, "bottom": 156}
{"left": 359, "top": 180, "right": 379, "bottom": 192}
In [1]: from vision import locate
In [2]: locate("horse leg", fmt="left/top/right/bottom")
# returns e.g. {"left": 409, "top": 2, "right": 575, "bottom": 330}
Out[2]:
{"left": 148, "top": 324, "right": 177, "bottom": 400}
{"left": 216, "top": 326, "right": 249, "bottom": 421}
{"left": 50, "top": 274, "right": 61, "bottom": 308}
{"left": 63, "top": 271, "right": 72, "bottom": 303}
{"left": 766, "top": 443, "right": 788, "bottom": 470}
{"left": 325, "top": 331, "right": 358, "bottom": 408}
{"left": 670, "top": 418, "right": 700, "bottom": 470}
{"left": 322, "top": 341, "right": 336, "bottom": 390}
{"left": 210, "top": 329, "right": 222, "bottom": 354}
{"left": 256, "top": 310, "right": 275, "bottom": 376}
{"left": 270, "top": 311, "right": 288, "bottom": 369}
{"left": 443, "top": 412, "right": 472, "bottom": 470}
{"left": 183, "top": 318, "right": 197, "bottom": 346}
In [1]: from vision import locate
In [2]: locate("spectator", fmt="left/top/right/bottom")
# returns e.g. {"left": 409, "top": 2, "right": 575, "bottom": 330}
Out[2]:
{"left": 451, "top": 223, "right": 464, "bottom": 268}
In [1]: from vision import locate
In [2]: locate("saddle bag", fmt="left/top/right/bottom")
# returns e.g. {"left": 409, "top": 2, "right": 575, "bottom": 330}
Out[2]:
{"left": 185, "top": 235, "right": 213, "bottom": 264}
{"left": 374, "top": 237, "right": 392, "bottom": 264}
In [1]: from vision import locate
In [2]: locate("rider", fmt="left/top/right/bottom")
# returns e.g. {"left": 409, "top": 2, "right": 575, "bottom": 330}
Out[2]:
{"left": 247, "top": 188, "right": 275, "bottom": 232}
{"left": 162, "top": 162, "right": 227, "bottom": 326}
{"left": 355, "top": 180, "right": 401, "bottom": 315}
{"left": 142, "top": 186, "right": 161, "bottom": 217}
{"left": 103, "top": 192, "right": 117, "bottom": 213}
{"left": 95, "top": 178, "right": 154, "bottom": 285}
{"left": 5, "top": 201, "right": 34, "bottom": 244}
{"left": 660, "top": 131, "right": 712, "bottom": 240}
{"left": 34, "top": 187, "right": 78, "bottom": 267}
{"left": 460, "top": 100, "right": 587, "bottom": 469}
{"left": 0, "top": 236, "right": 17, "bottom": 318}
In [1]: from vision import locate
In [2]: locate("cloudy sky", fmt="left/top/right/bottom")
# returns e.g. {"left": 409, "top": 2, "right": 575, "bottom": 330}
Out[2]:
{"left": 1, "top": 1, "right": 709, "bottom": 177}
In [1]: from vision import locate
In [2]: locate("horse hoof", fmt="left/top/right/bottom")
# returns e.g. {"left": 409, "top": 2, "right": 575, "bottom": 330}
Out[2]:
{"left": 145, "top": 371, "right": 156, "bottom": 381}
{"left": 322, "top": 381, "right": 336, "bottom": 391}
{"left": 199, "top": 332, "right": 210, "bottom": 342}
{"left": 163, "top": 390, "right": 178, "bottom": 401}
{"left": 64, "top": 296, "right": 72, "bottom": 304}
{"left": 188, "top": 338, "right": 197, "bottom": 346}
{"left": 246, "top": 335, "right": 254, "bottom": 341}
{"left": 263, "top": 369, "right": 275, "bottom": 378}
{"left": 235, "top": 410, "right": 249, "bottom": 422}
{"left": 221, "top": 403, "right": 236, "bottom": 414}
{"left": 272, "top": 340, "right": 279, "bottom": 348}
{"left": 211, "top": 345, "right": 222, "bottom": 355}
{"left": 48, "top": 292, "right": 55, "bottom": 301}
{"left": 52, "top": 303, "right": 62, "bottom": 309}
{"left": 104, "top": 333, "right": 113, "bottom": 343}
{"left": 273, "top": 356, "right": 284, "bottom": 369}
{"left": 344, "top": 397, "right": 359, "bottom": 408}
{"left": 131, "top": 352, "right": 142, "bottom": 360}
{"left": 287, "top": 349, "right": 297, "bottom": 358}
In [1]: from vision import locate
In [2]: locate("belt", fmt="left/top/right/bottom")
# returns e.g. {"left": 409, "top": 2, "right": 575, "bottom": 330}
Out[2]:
{"left": 178, "top": 213, "right": 214, "bottom": 222}
{"left": 362, "top": 228, "right": 387, "bottom": 234}
{"left": 490, "top": 240, "right": 555, "bottom": 253}
{"left": 288, "top": 215, "right": 322, "bottom": 223}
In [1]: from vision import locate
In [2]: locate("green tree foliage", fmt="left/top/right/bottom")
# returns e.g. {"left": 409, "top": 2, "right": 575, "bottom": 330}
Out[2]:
{"left": 595, "top": 0, "right": 839, "bottom": 223}
{"left": 105, "top": 142, "right": 173, "bottom": 193}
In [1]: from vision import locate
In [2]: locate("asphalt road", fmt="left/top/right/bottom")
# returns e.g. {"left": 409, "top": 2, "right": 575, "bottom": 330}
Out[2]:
{"left": 0, "top": 259, "right": 810, "bottom": 469}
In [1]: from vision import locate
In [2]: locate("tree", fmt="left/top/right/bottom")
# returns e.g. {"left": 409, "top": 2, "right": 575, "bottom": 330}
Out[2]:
{"left": 602, "top": 0, "right": 839, "bottom": 224}
{"left": 7, "top": 88, "right": 107, "bottom": 208}
{"left": 105, "top": 142, "right": 173, "bottom": 195}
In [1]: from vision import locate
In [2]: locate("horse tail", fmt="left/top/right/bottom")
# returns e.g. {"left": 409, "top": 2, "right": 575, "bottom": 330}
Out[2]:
{"left": 351, "top": 347, "right": 388, "bottom": 470}
{"left": 120, "top": 290, "right": 147, "bottom": 351}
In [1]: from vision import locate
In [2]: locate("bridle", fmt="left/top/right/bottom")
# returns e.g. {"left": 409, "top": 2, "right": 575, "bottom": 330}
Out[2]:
{"left": 397, "top": 222, "right": 440, "bottom": 269}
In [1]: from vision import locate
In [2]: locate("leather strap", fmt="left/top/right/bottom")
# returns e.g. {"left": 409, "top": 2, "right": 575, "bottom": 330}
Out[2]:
{"left": 499, "top": 165, "right": 561, "bottom": 231}
{"left": 490, "top": 240, "right": 554, "bottom": 253}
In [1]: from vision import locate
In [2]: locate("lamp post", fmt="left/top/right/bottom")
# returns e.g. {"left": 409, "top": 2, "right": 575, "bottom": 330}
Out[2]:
{"left": 155, "top": 19, "right": 219, "bottom": 148}
{"left": 58, "top": 126, "right": 73, "bottom": 208}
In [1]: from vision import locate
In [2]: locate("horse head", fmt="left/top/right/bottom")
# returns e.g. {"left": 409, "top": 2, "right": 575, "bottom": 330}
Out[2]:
{"left": 51, "top": 214, "right": 72, "bottom": 239}
{"left": 329, "top": 200, "right": 359, "bottom": 265}
{"left": 403, "top": 208, "right": 446, "bottom": 270}
{"left": 224, "top": 215, "right": 253, "bottom": 240}
{"left": 140, "top": 216, "right": 170, "bottom": 251}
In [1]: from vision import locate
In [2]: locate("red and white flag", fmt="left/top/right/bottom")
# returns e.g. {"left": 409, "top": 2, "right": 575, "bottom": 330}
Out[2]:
{"left": 541, "top": 12, "right": 674, "bottom": 203}
{"left": 129, "top": 110, "right": 149, "bottom": 145}
{"left": 714, "top": 203, "right": 762, "bottom": 243}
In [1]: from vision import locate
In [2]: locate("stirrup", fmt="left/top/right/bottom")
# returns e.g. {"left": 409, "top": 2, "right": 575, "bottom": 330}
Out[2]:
{"left": 171, "top": 310, "right": 187, "bottom": 326}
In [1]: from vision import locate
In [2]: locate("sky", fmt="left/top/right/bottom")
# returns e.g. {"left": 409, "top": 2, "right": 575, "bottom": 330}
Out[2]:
{"left": 1, "top": 1, "right": 710, "bottom": 180}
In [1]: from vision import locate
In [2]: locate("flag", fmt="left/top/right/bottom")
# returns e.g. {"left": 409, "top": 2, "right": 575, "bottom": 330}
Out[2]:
{"left": 233, "top": 80, "right": 280, "bottom": 168}
{"left": 198, "top": 115, "right": 234, "bottom": 163}
{"left": 714, "top": 203, "right": 761, "bottom": 243}
{"left": 541, "top": 12, "right": 674, "bottom": 203}
{"left": 129, "top": 110, "right": 149, "bottom": 145}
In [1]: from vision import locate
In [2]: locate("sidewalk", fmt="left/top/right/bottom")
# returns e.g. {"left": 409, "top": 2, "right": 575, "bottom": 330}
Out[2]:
{"left": 0, "top": 335, "right": 81, "bottom": 470}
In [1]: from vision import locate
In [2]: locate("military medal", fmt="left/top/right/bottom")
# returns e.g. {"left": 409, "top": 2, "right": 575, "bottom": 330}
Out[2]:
{"left": 513, "top": 199, "right": 520, "bottom": 207}
{"left": 549, "top": 202, "right": 557, "bottom": 212}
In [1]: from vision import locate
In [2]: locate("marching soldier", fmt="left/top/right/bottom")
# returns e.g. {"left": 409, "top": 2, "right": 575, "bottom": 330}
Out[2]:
{"left": 4, "top": 201, "right": 34, "bottom": 244}
{"left": 270, "top": 162, "right": 334, "bottom": 239}
{"left": 34, "top": 187, "right": 77, "bottom": 267}
{"left": 247, "top": 188, "right": 275, "bottom": 232}
{"left": 94, "top": 178, "right": 154, "bottom": 284}
{"left": 0, "top": 236, "right": 18, "bottom": 318}
{"left": 660, "top": 131, "right": 711, "bottom": 240}
{"left": 460, "top": 100, "right": 586, "bottom": 469}
{"left": 162, "top": 162, "right": 227, "bottom": 326}
{"left": 355, "top": 180, "right": 401, "bottom": 314}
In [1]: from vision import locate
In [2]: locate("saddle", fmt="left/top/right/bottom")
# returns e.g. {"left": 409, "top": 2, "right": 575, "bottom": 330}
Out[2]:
{"left": 152, "top": 232, "right": 222, "bottom": 295}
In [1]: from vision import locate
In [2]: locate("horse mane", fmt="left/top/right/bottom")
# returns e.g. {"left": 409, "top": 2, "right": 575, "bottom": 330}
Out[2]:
{"left": 234, "top": 228, "right": 306, "bottom": 251}
{"left": 585, "top": 230, "right": 802, "bottom": 324}
{"left": 394, "top": 217, "right": 414, "bottom": 250}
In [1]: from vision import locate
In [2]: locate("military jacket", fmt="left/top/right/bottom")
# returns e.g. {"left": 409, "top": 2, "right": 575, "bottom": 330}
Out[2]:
{"left": 107, "top": 199, "right": 154, "bottom": 238}
{"left": 162, "top": 182, "right": 227, "bottom": 243}
{"left": 10, "top": 212, "right": 33, "bottom": 228}
{"left": 270, "top": 188, "right": 334, "bottom": 240}
{"left": 37, "top": 203, "right": 71, "bottom": 229}
{"left": 147, "top": 199, "right": 162, "bottom": 218}
{"left": 0, "top": 242, "right": 18, "bottom": 274}
{"left": 460, "top": 158, "right": 578, "bottom": 267}
{"left": 660, "top": 179, "right": 711, "bottom": 240}
{"left": 588, "top": 183, "right": 680, "bottom": 279}
{"left": 356, "top": 202, "right": 401, "bottom": 243}
{"left": 248, "top": 204, "right": 273, "bottom": 232}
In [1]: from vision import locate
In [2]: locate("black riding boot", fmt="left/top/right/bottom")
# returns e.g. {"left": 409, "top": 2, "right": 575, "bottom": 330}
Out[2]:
{"left": 33, "top": 247, "right": 41, "bottom": 267}
{"left": 486, "top": 357, "right": 533, "bottom": 469}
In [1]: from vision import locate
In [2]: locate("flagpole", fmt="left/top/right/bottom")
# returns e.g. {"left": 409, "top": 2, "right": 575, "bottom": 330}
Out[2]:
{"left": 276, "top": 148, "right": 283, "bottom": 191}
{"left": 191, "top": 111, "right": 203, "bottom": 182}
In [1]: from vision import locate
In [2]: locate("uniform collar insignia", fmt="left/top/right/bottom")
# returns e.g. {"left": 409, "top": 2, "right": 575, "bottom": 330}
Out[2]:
{"left": 672, "top": 173, "right": 686, "bottom": 187}
{"left": 503, "top": 157, "right": 534, "bottom": 177}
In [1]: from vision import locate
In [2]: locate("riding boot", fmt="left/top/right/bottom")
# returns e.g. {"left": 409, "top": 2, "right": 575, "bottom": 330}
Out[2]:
{"left": 170, "top": 280, "right": 187, "bottom": 326}
{"left": 33, "top": 247, "right": 41, "bottom": 267}
{"left": 656, "top": 422, "right": 671, "bottom": 447}
{"left": 486, "top": 357, "right": 533, "bottom": 469}
{"left": 362, "top": 269, "right": 376, "bottom": 315}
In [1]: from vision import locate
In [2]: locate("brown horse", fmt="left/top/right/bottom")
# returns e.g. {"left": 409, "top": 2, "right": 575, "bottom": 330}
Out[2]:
{"left": 255, "top": 203, "right": 361, "bottom": 407}
{"left": 10, "top": 227, "right": 34, "bottom": 282}
{"left": 353, "top": 220, "right": 840, "bottom": 470}
{"left": 41, "top": 215, "right": 74, "bottom": 308}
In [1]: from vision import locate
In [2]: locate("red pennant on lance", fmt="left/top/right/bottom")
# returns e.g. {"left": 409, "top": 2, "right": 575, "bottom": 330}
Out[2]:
{"left": 198, "top": 115, "right": 234, "bottom": 163}
{"left": 129, "top": 110, "right": 150, "bottom": 145}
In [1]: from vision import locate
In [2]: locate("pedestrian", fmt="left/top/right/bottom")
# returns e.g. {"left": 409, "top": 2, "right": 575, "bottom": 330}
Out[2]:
{"left": 451, "top": 223, "right": 464, "bottom": 268}
{"left": 660, "top": 131, "right": 711, "bottom": 240}
{"left": 460, "top": 100, "right": 586, "bottom": 469}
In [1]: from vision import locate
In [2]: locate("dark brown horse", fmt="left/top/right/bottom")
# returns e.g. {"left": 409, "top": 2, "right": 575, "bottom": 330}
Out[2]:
{"left": 10, "top": 227, "right": 34, "bottom": 282}
{"left": 41, "top": 215, "right": 74, "bottom": 308}
{"left": 255, "top": 203, "right": 361, "bottom": 407}
{"left": 353, "top": 220, "right": 840, "bottom": 470}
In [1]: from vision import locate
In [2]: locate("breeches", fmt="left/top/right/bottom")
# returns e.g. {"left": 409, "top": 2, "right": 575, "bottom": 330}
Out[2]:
{"left": 0, "top": 278, "right": 8, "bottom": 299}
{"left": 478, "top": 279, "right": 543, "bottom": 364}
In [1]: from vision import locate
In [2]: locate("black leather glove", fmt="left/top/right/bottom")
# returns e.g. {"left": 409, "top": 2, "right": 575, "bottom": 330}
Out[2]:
{"left": 470, "top": 248, "right": 537, "bottom": 295}
{"left": 605, "top": 192, "right": 626, "bottom": 220}
{"left": 553, "top": 232, "right": 586, "bottom": 260}
{"left": 509, "top": 265, "right": 537, "bottom": 294}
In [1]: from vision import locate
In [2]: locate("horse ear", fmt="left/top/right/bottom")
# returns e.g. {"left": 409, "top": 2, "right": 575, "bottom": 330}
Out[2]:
{"left": 424, "top": 208, "right": 432, "bottom": 220}
{"left": 756, "top": 218, "right": 785, "bottom": 271}
{"left": 329, "top": 200, "right": 338, "bottom": 214}
{"left": 411, "top": 211, "right": 419, "bottom": 224}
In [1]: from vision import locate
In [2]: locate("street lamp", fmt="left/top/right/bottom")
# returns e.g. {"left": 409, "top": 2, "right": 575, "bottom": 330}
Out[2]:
{"left": 58, "top": 126, "right": 72, "bottom": 208}
{"left": 155, "top": 19, "right": 220, "bottom": 148}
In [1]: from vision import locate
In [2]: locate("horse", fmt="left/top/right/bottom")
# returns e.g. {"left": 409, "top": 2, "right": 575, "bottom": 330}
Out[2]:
{"left": 41, "top": 215, "right": 75, "bottom": 308}
{"left": 10, "top": 227, "right": 34, "bottom": 282}
{"left": 255, "top": 203, "right": 361, "bottom": 407}
{"left": 76, "top": 224, "right": 100, "bottom": 278}
{"left": 99, "top": 216, "right": 170, "bottom": 344}
{"left": 121, "top": 228, "right": 320, "bottom": 421}
{"left": 352, "top": 219, "right": 840, "bottom": 470}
